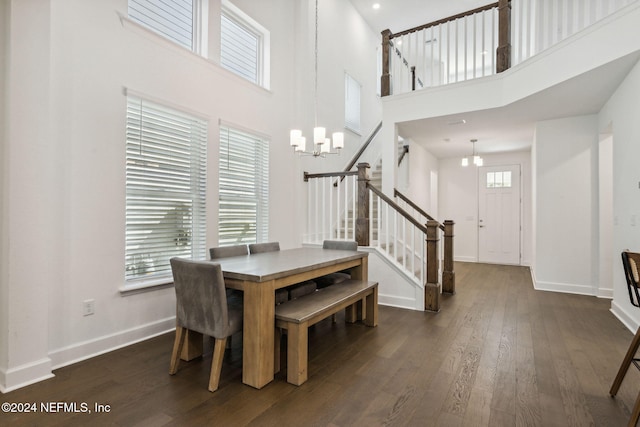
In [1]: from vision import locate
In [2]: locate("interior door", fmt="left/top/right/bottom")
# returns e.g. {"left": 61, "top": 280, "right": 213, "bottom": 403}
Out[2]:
{"left": 478, "top": 165, "right": 521, "bottom": 265}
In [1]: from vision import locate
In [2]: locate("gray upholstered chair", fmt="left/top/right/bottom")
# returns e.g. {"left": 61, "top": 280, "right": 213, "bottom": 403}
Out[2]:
{"left": 247, "top": 242, "right": 289, "bottom": 303}
{"left": 248, "top": 242, "right": 316, "bottom": 300}
{"left": 209, "top": 244, "right": 248, "bottom": 260}
{"left": 169, "top": 258, "right": 243, "bottom": 392}
{"left": 315, "top": 240, "right": 358, "bottom": 288}
{"left": 248, "top": 241, "right": 281, "bottom": 254}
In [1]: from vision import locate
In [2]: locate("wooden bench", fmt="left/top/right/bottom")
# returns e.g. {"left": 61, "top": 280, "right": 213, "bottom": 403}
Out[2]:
{"left": 274, "top": 279, "right": 378, "bottom": 385}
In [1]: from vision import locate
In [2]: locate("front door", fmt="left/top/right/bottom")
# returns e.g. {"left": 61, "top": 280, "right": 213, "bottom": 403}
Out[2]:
{"left": 478, "top": 165, "right": 521, "bottom": 264}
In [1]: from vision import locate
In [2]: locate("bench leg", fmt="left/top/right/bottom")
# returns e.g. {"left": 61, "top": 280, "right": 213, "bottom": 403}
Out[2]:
{"left": 364, "top": 288, "right": 378, "bottom": 327}
{"left": 287, "top": 322, "right": 308, "bottom": 386}
{"left": 274, "top": 328, "right": 281, "bottom": 374}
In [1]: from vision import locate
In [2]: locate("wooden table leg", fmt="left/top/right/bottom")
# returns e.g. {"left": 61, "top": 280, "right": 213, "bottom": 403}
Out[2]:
{"left": 242, "top": 280, "right": 275, "bottom": 389}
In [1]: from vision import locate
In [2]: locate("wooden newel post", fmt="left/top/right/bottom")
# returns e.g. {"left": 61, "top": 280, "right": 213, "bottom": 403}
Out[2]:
{"left": 425, "top": 220, "right": 440, "bottom": 312}
{"left": 496, "top": 0, "right": 511, "bottom": 73}
{"left": 442, "top": 220, "right": 455, "bottom": 294}
{"left": 381, "top": 29, "right": 392, "bottom": 97}
{"left": 356, "top": 163, "right": 370, "bottom": 246}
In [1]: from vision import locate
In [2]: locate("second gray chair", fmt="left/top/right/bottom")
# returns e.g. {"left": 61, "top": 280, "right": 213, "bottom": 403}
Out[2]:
{"left": 248, "top": 241, "right": 281, "bottom": 254}
{"left": 209, "top": 244, "right": 247, "bottom": 306}
{"left": 248, "top": 241, "right": 316, "bottom": 300}
{"left": 168, "top": 258, "right": 243, "bottom": 392}
{"left": 248, "top": 242, "right": 291, "bottom": 303}
{"left": 315, "top": 240, "right": 358, "bottom": 288}
{"left": 210, "top": 244, "right": 248, "bottom": 260}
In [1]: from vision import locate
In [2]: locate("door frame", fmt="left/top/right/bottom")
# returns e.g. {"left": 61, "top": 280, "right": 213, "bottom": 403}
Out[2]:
{"left": 477, "top": 164, "right": 522, "bottom": 265}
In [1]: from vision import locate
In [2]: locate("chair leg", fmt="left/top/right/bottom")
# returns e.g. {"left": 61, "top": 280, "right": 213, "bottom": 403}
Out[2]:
{"left": 169, "top": 327, "right": 186, "bottom": 375}
{"left": 628, "top": 389, "right": 640, "bottom": 427}
{"left": 208, "top": 337, "right": 227, "bottom": 392}
{"left": 611, "top": 327, "right": 640, "bottom": 396}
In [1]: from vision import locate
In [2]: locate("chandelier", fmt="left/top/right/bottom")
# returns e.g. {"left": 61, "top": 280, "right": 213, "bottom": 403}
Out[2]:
{"left": 289, "top": 0, "right": 344, "bottom": 157}
{"left": 461, "top": 139, "right": 483, "bottom": 167}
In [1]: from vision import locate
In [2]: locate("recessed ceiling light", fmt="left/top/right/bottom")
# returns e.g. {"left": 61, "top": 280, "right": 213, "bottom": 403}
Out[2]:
{"left": 372, "top": 3, "right": 381, "bottom": 10}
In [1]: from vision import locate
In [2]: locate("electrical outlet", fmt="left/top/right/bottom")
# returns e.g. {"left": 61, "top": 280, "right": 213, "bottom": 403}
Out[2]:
{"left": 83, "top": 299, "right": 95, "bottom": 316}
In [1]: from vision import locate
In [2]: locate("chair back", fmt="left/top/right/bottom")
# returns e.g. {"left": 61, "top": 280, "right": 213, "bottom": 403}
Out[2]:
{"left": 323, "top": 240, "right": 358, "bottom": 251}
{"left": 170, "top": 258, "right": 231, "bottom": 339}
{"left": 249, "top": 242, "right": 280, "bottom": 254}
{"left": 622, "top": 251, "right": 640, "bottom": 307}
{"left": 210, "top": 244, "right": 248, "bottom": 259}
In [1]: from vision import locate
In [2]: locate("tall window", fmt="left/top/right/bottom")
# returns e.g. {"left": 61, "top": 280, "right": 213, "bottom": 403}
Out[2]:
{"left": 125, "top": 96, "right": 207, "bottom": 285}
{"left": 220, "top": 1, "right": 270, "bottom": 88}
{"left": 219, "top": 125, "right": 269, "bottom": 246}
{"left": 345, "top": 73, "right": 361, "bottom": 134}
{"left": 128, "top": 0, "right": 204, "bottom": 53}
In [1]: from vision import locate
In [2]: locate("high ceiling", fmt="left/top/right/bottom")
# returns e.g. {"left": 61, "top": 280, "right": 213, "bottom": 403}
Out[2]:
{"left": 348, "top": 0, "right": 638, "bottom": 159}
{"left": 349, "top": 0, "right": 490, "bottom": 35}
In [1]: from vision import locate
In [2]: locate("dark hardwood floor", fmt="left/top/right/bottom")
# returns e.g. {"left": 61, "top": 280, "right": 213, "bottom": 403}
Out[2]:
{"left": 2, "top": 262, "right": 638, "bottom": 426}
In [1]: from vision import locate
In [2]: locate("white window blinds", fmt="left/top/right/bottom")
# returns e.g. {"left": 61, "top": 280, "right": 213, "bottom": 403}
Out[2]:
{"left": 128, "top": 0, "right": 194, "bottom": 50}
{"left": 219, "top": 126, "right": 269, "bottom": 246}
{"left": 345, "top": 73, "right": 361, "bottom": 134}
{"left": 125, "top": 96, "right": 207, "bottom": 284}
{"left": 221, "top": 10, "right": 260, "bottom": 85}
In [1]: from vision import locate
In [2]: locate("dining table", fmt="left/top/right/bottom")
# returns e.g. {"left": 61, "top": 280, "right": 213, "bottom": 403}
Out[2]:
{"left": 182, "top": 246, "right": 369, "bottom": 389}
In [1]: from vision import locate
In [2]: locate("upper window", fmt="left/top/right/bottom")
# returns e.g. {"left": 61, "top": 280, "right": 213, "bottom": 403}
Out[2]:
{"left": 128, "top": 0, "right": 196, "bottom": 51}
{"left": 487, "top": 171, "right": 512, "bottom": 188}
{"left": 219, "top": 125, "right": 269, "bottom": 246}
{"left": 220, "top": 1, "right": 270, "bottom": 89}
{"left": 125, "top": 95, "right": 207, "bottom": 286}
{"left": 345, "top": 73, "right": 361, "bottom": 134}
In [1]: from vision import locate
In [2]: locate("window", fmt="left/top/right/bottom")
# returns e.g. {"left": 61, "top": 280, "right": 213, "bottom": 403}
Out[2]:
{"left": 220, "top": 1, "right": 270, "bottom": 88}
{"left": 345, "top": 73, "right": 361, "bottom": 134}
{"left": 125, "top": 95, "right": 207, "bottom": 285}
{"left": 219, "top": 125, "right": 269, "bottom": 246}
{"left": 486, "top": 171, "right": 512, "bottom": 188}
{"left": 129, "top": 0, "right": 206, "bottom": 52}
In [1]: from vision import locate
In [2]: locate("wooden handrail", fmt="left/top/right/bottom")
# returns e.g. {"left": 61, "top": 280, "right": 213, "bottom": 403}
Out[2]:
{"left": 380, "top": 1, "right": 510, "bottom": 96}
{"left": 367, "top": 184, "right": 427, "bottom": 234}
{"left": 334, "top": 121, "right": 383, "bottom": 186}
{"left": 393, "top": 189, "right": 444, "bottom": 231}
{"left": 304, "top": 170, "right": 357, "bottom": 182}
{"left": 397, "top": 145, "right": 409, "bottom": 166}
{"left": 388, "top": 2, "right": 500, "bottom": 39}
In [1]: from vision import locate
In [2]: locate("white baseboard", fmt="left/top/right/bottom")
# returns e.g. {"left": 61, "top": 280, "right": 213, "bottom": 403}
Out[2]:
{"left": 610, "top": 300, "right": 640, "bottom": 333}
{"left": 0, "top": 358, "right": 54, "bottom": 394}
{"left": 597, "top": 287, "right": 614, "bottom": 299}
{"left": 49, "top": 317, "right": 176, "bottom": 371}
{"left": 379, "top": 294, "right": 422, "bottom": 311}
{"left": 534, "top": 280, "right": 598, "bottom": 296}
{"left": 454, "top": 256, "right": 476, "bottom": 263}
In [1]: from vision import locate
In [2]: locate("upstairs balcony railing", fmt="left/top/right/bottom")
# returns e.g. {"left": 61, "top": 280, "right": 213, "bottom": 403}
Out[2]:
{"left": 381, "top": 0, "right": 637, "bottom": 96}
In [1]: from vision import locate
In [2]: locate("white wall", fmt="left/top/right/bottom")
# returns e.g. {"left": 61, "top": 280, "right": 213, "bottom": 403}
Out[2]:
{"left": 533, "top": 115, "right": 599, "bottom": 295}
{"left": 0, "top": 0, "right": 382, "bottom": 392}
{"left": 0, "top": 0, "right": 9, "bottom": 378}
{"left": 600, "top": 59, "right": 640, "bottom": 331}
{"left": 293, "top": 0, "right": 382, "bottom": 245}
{"left": 1, "top": 0, "right": 57, "bottom": 391}
{"left": 398, "top": 140, "right": 439, "bottom": 218}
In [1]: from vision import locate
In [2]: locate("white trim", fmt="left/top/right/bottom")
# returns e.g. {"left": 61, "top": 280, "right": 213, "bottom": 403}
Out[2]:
{"left": 0, "top": 358, "right": 54, "bottom": 393}
{"left": 610, "top": 300, "right": 639, "bottom": 334}
{"left": 48, "top": 317, "right": 176, "bottom": 372}
{"left": 533, "top": 279, "right": 597, "bottom": 296}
